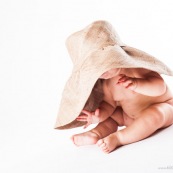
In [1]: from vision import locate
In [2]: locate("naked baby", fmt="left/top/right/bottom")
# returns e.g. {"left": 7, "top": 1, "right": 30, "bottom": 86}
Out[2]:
{"left": 54, "top": 20, "right": 173, "bottom": 154}
{"left": 72, "top": 67, "right": 173, "bottom": 153}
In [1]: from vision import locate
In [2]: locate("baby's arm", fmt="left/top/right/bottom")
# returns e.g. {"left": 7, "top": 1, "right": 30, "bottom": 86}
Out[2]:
{"left": 118, "top": 71, "right": 166, "bottom": 96}
{"left": 77, "top": 101, "right": 115, "bottom": 128}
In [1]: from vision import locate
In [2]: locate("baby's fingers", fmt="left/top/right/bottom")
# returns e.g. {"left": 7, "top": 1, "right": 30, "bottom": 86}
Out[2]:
{"left": 118, "top": 75, "right": 127, "bottom": 82}
{"left": 121, "top": 78, "right": 137, "bottom": 90}
{"left": 118, "top": 78, "right": 132, "bottom": 87}
{"left": 82, "top": 110, "right": 92, "bottom": 116}
{"left": 95, "top": 109, "right": 100, "bottom": 116}
{"left": 122, "top": 79, "right": 133, "bottom": 87}
{"left": 83, "top": 122, "right": 91, "bottom": 129}
{"left": 126, "top": 79, "right": 137, "bottom": 90}
{"left": 76, "top": 115, "right": 88, "bottom": 121}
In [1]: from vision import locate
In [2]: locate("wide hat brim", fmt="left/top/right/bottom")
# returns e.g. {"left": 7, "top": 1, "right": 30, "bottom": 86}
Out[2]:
{"left": 54, "top": 44, "right": 173, "bottom": 129}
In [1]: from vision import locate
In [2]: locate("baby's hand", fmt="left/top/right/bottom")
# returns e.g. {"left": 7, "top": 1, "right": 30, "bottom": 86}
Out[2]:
{"left": 117, "top": 75, "right": 137, "bottom": 91}
{"left": 76, "top": 109, "right": 100, "bottom": 129}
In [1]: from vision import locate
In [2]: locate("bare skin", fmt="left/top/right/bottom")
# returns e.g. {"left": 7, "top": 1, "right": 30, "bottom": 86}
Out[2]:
{"left": 71, "top": 68, "right": 173, "bottom": 153}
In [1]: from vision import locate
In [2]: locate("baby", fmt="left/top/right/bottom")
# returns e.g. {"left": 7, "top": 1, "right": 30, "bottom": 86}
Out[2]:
{"left": 54, "top": 20, "right": 173, "bottom": 154}
{"left": 71, "top": 67, "right": 173, "bottom": 153}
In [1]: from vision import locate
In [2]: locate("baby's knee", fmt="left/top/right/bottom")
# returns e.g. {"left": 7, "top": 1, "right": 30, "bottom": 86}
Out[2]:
{"left": 111, "top": 108, "right": 124, "bottom": 126}
{"left": 102, "top": 118, "right": 118, "bottom": 130}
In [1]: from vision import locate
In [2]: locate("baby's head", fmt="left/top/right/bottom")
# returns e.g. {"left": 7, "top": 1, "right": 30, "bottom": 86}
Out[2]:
{"left": 100, "top": 68, "right": 121, "bottom": 79}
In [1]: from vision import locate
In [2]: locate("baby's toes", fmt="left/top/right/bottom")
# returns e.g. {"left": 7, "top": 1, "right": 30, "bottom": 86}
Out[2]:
{"left": 102, "top": 145, "right": 109, "bottom": 153}
{"left": 101, "top": 142, "right": 110, "bottom": 153}
{"left": 97, "top": 139, "right": 104, "bottom": 146}
{"left": 100, "top": 142, "right": 106, "bottom": 149}
{"left": 97, "top": 139, "right": 109, "bottom": 152}
{"left": 103, "top": 148, "right": 110, "bottom": 153}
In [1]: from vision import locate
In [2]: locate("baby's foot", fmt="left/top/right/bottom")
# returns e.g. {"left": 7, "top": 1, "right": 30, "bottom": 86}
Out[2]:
{"left": 97, "top": 133, "right": 121, "bottom": 153}
{"left": 71, "top": 131, "right": 100, "bottom": 146}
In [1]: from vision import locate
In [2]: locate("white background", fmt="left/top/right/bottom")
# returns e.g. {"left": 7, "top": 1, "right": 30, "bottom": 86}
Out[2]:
{"left": 1, "top": 0, "right": 173, "bottom": 173}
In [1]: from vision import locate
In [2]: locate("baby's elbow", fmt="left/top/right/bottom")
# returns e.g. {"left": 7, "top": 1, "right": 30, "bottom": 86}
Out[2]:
{"left": 156, "top": 80, "right": 167, "bottom": 96}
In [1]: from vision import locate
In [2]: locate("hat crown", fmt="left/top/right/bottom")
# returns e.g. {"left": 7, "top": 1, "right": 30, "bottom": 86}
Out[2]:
{"left": 66, "top": 21, "right": 124, "bottom": 66}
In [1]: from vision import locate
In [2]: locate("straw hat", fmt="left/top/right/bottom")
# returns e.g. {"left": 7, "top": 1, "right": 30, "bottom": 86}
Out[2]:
{"left": 55, "top": 20, "right": 173, "bottom": 129}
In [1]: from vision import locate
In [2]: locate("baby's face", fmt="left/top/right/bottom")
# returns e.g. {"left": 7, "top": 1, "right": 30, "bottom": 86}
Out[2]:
{"left": 100, "top": 68, "right": 121, "bottom": 79}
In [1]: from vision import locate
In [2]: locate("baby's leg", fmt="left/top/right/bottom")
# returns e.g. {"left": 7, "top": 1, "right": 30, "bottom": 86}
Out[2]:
{"left": 71, "top": 117, "right": 118, "bottom": 146}
{"left": 97, "top": 107, "right": 125, "bottom": 152}
{"left": 97, "top": 103, "right": 173, "bottom": 153}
